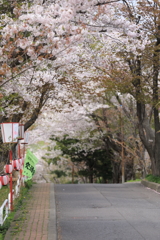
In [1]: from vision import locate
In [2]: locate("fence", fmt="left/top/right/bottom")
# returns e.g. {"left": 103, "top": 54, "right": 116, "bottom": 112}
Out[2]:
{"left": 0, "top": 175, "right": 24, "bottom": 226}
{"left": 0, "top": 199, "right": 9, "bottom": 226}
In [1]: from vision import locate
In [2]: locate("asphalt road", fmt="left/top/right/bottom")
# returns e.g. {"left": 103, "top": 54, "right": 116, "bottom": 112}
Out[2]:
{"left": 55, "top": 183, "right": 160, "bottom": 240}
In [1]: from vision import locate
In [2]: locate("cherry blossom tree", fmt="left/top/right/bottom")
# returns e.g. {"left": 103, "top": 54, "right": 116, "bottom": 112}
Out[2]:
{"left": 0, "top": 0, "right": 159, "bottom": 178}
{"left": 88, "top": 0, "right": 160, "bottom": 176}
{"left": 61, "top": 0, "right": 160, "bottom": 176}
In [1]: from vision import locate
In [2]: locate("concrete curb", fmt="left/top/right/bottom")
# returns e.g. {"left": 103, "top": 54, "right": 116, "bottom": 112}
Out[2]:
{"left": 141, "top": 179, "right": 160, "bottom": 193}
{"left": 48, "top": 183, "right": 57, "bottom": 240}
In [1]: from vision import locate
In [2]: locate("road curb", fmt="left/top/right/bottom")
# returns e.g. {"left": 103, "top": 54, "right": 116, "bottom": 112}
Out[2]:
{"left": 141, "top": 179, "right": 160, "bottom": 193}
{"left": 48, "top": 183, "right": 57, "bottom": 240}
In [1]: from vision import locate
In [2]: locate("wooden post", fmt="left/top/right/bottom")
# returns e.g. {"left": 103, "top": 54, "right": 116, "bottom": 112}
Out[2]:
{"left": 72, "top": 163, "right": 74, "bottom": 184}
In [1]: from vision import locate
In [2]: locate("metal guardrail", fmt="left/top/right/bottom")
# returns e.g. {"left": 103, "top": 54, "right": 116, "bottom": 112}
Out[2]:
{"left": 0, "top": 199, "right": 9, "bottom": 226}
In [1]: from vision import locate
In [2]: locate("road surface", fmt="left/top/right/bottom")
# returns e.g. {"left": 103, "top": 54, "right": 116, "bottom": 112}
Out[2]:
{"left": 55, "top": 183, "right": 160, "bottom": 240}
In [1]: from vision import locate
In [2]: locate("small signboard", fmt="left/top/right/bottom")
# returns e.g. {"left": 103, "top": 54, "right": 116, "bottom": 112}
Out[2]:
{"left": 23, "top": 150, "right": 38, "bottom": 181}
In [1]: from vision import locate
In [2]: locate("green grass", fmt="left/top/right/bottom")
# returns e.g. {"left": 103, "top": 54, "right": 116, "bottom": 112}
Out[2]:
{"left": 0, "top": 180, "right": 33, "bottom": 240}
{"left": 126, "top": 179, "right": 141, "bottom": 182}
{"left": 145, "top": 174, "right": 160, "bottom": 184}
{"left": 0, "top": 186, "right": 10, "bottom": 206}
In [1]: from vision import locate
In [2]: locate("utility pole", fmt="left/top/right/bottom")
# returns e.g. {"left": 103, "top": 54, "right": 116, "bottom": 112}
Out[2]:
{"left": 120, "top": 105, "right": 125, "bottom": 184}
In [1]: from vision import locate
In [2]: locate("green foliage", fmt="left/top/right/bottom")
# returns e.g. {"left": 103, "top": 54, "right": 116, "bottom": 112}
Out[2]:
{"left": 48, "top": 156, "right": 61, "bottom": 165}
{"left": 0, "top": 180, "right": 34, "bottom": 239}
{"left": 51, "top": 135, "right": 79, "bottom": 156}
{"left": 75, "top": 148, "right": 113, "bottom": 183}
{"left": 0, "top": 0, "right": 32, "bottom": 17}
{"left": 51, "top": 170, "right": 67, "bottom": 178}
{"left": 50, "top": 135, "right": 113, "bottom": 183}
{"left": 146, "top": 174, "right": 160, "bottom": 184}
{"left": 24, "top": 179, "right": 33, "bottom": 189}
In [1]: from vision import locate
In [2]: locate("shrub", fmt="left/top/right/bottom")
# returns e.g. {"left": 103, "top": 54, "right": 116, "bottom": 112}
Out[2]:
{"left": 145, "top": 174, "right": 160, "bottom": 184}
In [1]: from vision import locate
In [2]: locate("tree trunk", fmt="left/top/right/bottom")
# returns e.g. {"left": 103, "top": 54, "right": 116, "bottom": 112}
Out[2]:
{"left": 88, "top": 166, "right": 93, "bottom": 183}
{"left": 129, "top": 40, "right": 160, "bottom": 175}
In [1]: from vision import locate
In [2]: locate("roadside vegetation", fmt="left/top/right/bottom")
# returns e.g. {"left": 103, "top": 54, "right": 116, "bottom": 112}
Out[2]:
{"left": 145, "top": 175, "right": 160, "bottom": 184}
{"left": 126, "top": 179, "right": 141, "bottom": 183}
{"left": 0, "top": 180, "right": 33, "bottom": 240}
{"left": 0, "top": 186, "right": 9, "bottom": 207}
